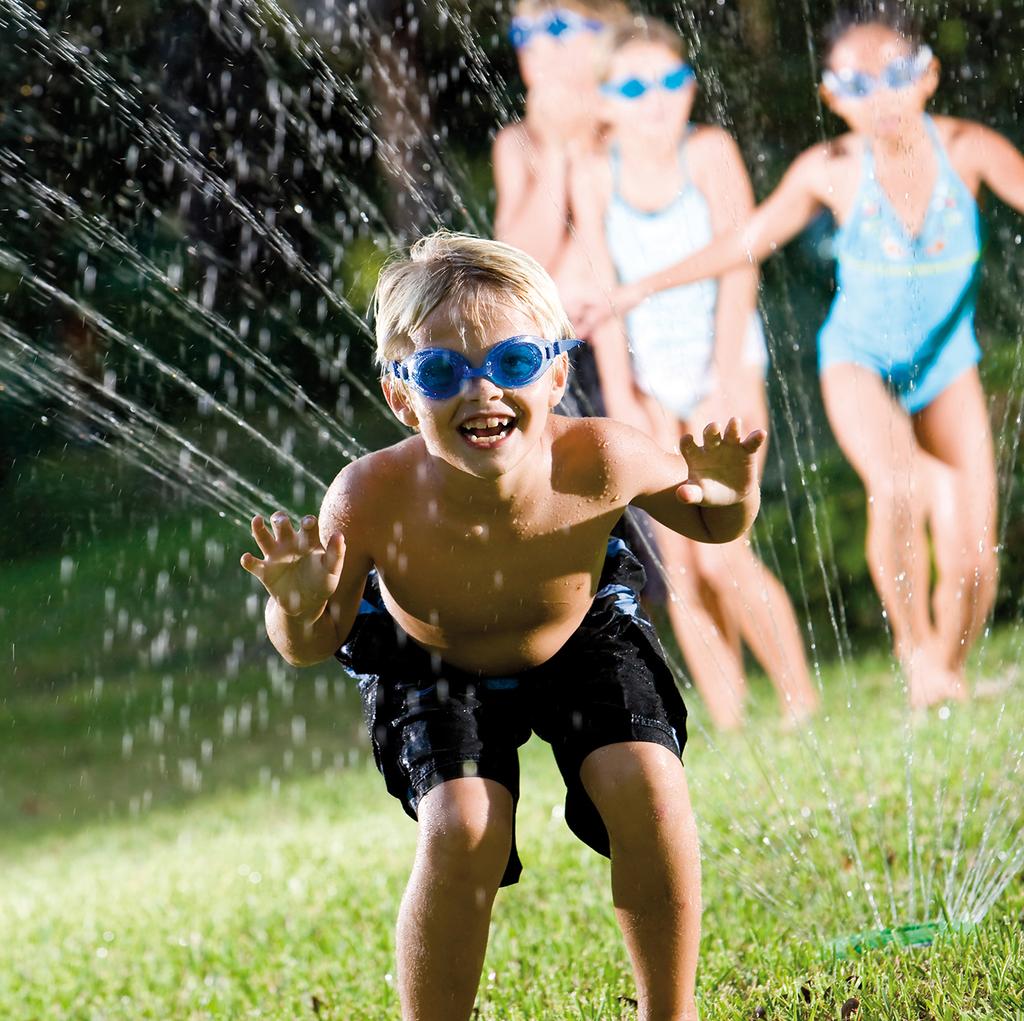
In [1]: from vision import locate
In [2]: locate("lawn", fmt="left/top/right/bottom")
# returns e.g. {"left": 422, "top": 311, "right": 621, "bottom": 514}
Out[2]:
{"left": 3, "top": 504, "right": 1024, "bottom": 1019}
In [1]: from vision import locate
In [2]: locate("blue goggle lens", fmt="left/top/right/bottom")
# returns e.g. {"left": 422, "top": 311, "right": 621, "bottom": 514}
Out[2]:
{"left": 495, "top": 342, "right": 544, "bottom": 385}
{"left": 661, "top": 65, "right": 693, "bottom": 91}
{"left": 414, "top": 350, "right": 461, "bottom": 395}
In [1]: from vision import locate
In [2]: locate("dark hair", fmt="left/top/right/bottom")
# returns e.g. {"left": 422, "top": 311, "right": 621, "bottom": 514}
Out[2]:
{"left": 822, "top": 4, "right": 925, "bottom": 67}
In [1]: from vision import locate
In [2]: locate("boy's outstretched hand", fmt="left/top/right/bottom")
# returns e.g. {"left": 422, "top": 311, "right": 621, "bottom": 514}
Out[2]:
{"left": 240, "top": 513, "right": 345, "bottom": 618}
{"left": 677, "top": 418, "right": 766, "bottom": 507}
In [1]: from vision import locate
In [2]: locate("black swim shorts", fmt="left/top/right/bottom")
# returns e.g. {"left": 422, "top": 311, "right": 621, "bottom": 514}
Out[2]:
{"left": 335, "top": 537, "right": 688, "bottom": 886}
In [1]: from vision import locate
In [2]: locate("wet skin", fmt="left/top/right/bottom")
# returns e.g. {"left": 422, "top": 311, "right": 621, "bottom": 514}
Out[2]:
{"left": 243, "top": 303, "right": 764, "bottom": 675}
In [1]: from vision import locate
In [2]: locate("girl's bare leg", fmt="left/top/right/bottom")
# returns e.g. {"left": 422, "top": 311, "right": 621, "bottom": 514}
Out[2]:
{"left": 643, "top": 398, "right": 748, "bottom": 729}
{"left": 581, "top": 743, "right": 701, "bottom": 1021}
{"left": 694, "top": 538, "right": 819, "bottom": 723}
{"left": 689, "top": 366, "right": 818, "bottom": 722}
{"left": 655, "top": 524, "right": 749, "bottom": 730}
{"left": 820, "top": 364, "right": 950, "bottom": 706}
{"left": 396, "top": 778, "right": 513, "bottom": 1021}
{"left": 913, "top": 368, "right": 999, "bottom": 682}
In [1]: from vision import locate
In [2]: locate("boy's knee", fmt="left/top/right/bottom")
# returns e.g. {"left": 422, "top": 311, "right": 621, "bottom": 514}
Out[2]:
{"left": 416, "top": 778, "right": 513, "bottom": 882}
{"left": 582, "top": 744, "right": 691, "bottom": 845}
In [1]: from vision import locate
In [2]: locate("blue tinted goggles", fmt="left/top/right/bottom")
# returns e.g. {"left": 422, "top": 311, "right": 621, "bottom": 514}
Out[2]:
{"left": 509, "top": 9, "right": 604, "bottom": 50}
{"left": 822, "top": 45, "right": 933, "bottom": 100}
{"left": 600, "top": 63, "right": 695, "bottom": 100}
{"left": 389, "top": 336, "right": 583, "bottom": 401}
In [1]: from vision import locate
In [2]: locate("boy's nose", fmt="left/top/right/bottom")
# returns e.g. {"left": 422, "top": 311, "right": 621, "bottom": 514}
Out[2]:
{"left": 461, "top": 374, "right": 504, "bottom": 398}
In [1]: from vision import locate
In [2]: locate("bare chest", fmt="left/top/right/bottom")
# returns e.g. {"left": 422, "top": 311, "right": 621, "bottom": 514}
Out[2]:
{"left": 370, "top": 498, "right": 620, "bottom": 640}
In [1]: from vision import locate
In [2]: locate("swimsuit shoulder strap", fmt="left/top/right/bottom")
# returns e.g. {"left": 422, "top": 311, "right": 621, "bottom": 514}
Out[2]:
{"left": 609, "top": 142, "right": 624, "bottom": 197}
{"left": 677, "top": 125, "right": 694, "bottom": 188}
{"left": 922, "top": 113, "right": 956, "bottom": 173}
{"left": 859, "top": 133, "right": 877, "bottom": 182}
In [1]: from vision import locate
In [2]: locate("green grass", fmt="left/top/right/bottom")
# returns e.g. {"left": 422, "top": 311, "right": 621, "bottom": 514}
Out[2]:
{"left": 3, "top": 516, "right": 1024, "bottom": 1019}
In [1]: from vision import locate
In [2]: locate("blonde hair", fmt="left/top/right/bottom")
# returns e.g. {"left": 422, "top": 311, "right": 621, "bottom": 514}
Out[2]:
{"left": 513, "top": 0, "right": 630, "bottom": 23}
{"left": 373, "top": 230, "right": 575, "bottom": 369}
{"left": 603, "top": 14, "right": 687, "bottom": 74}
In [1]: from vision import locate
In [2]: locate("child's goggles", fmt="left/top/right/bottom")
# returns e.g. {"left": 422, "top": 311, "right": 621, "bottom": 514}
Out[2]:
{"left": 508, "top": 9, "right": 604, "bottom": 50}
{"left": 821, "top": 45, "right": 933, "bottom": 100}
{"left": 600, "top": 64, "right": 695, "bottom": 100}
{"left": 389, "top": 336, "right": 583, "bottom": 401}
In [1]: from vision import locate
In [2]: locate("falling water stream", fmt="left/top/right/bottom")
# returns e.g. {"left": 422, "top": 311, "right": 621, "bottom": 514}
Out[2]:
{"left": 3, "top": 0, "right": 1024, "bottom": 967}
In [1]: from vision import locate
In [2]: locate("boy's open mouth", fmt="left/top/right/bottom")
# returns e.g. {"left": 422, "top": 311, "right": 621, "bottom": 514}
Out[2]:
{"left": 457, "top": 414, "right": 518, "bottom": 448}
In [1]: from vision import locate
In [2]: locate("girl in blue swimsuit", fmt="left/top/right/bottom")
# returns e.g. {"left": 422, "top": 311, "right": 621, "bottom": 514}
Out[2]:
{"left": 578, "top": 11, "right": 1024, "bottom": 709}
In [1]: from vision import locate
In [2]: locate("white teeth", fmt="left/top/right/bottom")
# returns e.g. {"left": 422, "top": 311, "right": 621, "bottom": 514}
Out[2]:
{"left": 462, "top": 416, "right": 511, "bottom": 429}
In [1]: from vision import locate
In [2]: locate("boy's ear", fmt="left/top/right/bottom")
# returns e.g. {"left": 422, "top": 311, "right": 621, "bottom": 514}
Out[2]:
{"left": 382, "top": 376, "right": 420, "bottom": 430}
{"left": 547, "top": 352, "right": 570, "bottom": 408}
{"left": 818, "top": 81, "right": 838, "bottom": 114}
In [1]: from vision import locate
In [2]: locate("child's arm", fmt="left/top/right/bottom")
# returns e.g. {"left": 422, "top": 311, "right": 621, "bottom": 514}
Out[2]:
{"left": 576, "top": 145, "right": 827, "bottom": 335}
{"left": 965, "top": 122, "right": 1024, "bottom": 213}
{"left": 566, "top": 153, "right": 649, "bottom": 426}
{"left": 240, "top": 465, "right": 373, "bottom": 667}
{"left": 492, "top": 121, "right": 571, "bottom": 270}
{"left": 607, "top": 417, "right": 766, "bottom": 544}
{"left": 692, "top": 128, "right": 760, "bottom": 389}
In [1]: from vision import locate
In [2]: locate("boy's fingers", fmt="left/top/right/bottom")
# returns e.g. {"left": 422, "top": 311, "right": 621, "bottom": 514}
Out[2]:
{"left": 297, "top": 515, "right": 320, "bottom": 551}
{"left": 251, "top": 515, "right": 276, "bottom": 555}
{"left": 724, "top": 417, "right": 742, "bottom": 442}
{"left": 239, "top": 551, "right": 264, "bottom": 578}
{"left": 270, "top": 512, "right": 295, "bottom": 543}
{"left": 676, "top": 482, "right": 704, "bottom": 504}
{"left": 323, "top": 533, "right": 346, "bottom": 579}
{"left": 741, "top": 428, "right": 767, "bottom": 452}
{"left": 679, "top": 432, "right": 696, "bottom": 454}
{"left": 703, "top": 421, "right": 722, "bottom": 445}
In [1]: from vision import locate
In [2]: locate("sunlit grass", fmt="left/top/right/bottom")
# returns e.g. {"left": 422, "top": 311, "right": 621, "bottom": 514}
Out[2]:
{"left": 3, "top": 527, "right": 1024, "bottom": 1018}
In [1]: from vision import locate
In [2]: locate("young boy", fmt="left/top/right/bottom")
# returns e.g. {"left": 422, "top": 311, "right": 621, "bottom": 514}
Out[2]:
{"left": 241, "top": 231, "right": 765, "bottom": 1021}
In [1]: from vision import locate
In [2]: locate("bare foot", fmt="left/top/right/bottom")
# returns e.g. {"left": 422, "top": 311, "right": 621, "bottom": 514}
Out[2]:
{"left": 779, "top": 699, "right": 819, "bottom": 733}
{"left": 904, "top": 648, "right": 967, "bottom": 710}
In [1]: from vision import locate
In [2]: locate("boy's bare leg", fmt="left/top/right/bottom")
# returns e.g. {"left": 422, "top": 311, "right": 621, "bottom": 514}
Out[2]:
{"left": 914, "top": 369, "right": 999, "bottom": 679}
{"left": 581, "top": 742, "right": 701, "bottom": 1021}
{"left": 821, "top": 365, "right": 950, "bottom": 706}
{"left": 396, "top": 777, "right": 513, "bottom": 1021}
{"left": 694, "top": 538, "right": 819, "bottom": 724}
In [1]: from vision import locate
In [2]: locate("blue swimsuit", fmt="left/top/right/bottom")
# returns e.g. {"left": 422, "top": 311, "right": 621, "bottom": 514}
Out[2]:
{"left": 818, "top": 115, "right": 983, "bottom": 414}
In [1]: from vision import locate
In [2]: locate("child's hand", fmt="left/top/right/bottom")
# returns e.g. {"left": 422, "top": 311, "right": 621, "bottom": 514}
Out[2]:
{"left": 677, "top": 418, "right": 766, "bottom": 507}
{"left": 574, "top": 282, "right": 643, "bottom": 336}
{"left": 525, "top": 79, "right": 593, "bottom": 146}
{"left": 240, "top": 513, "right": 345, "bottom": 618}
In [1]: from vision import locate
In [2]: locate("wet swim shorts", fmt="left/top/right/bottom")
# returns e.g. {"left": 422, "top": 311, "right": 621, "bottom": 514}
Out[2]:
{"left": 335, "top": 537, "right": 688, "bottom": 886}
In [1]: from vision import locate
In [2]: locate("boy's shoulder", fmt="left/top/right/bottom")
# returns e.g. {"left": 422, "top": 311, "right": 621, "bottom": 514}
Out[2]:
{"left": 549, "top": 414, "right": 658, "bottom": 496}
{"left": 319, "top": 437, "right": 424, "bottom": 531}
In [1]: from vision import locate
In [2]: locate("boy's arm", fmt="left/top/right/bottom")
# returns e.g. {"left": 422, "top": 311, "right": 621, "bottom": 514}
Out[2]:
{"left": 492, "top": 123, "right": 570, "bottom": 270}
{"left": 606, "top": 418, "right": 765, "bottom": 544}
{"left": 575, "top": 145, "right": 827, "bottom": 335}
{"left": 244, "top": 463, "right": 374, "bottom": 667}
{"left": 966, "top": 122, "right": 1024, "bottom": 213}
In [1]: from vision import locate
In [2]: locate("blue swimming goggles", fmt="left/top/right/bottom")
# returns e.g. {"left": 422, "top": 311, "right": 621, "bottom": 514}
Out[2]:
{"left": 389, "top": 336, "right": 583, "bottom": 401}
{"left": 508, "top": 9, "right": 604, "bottom": 50}
{"left": 600, "top": 63, "right": 695, "bottom": 100}
{"left": 822, "top": 45, "right": 933, "bottom": 100}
